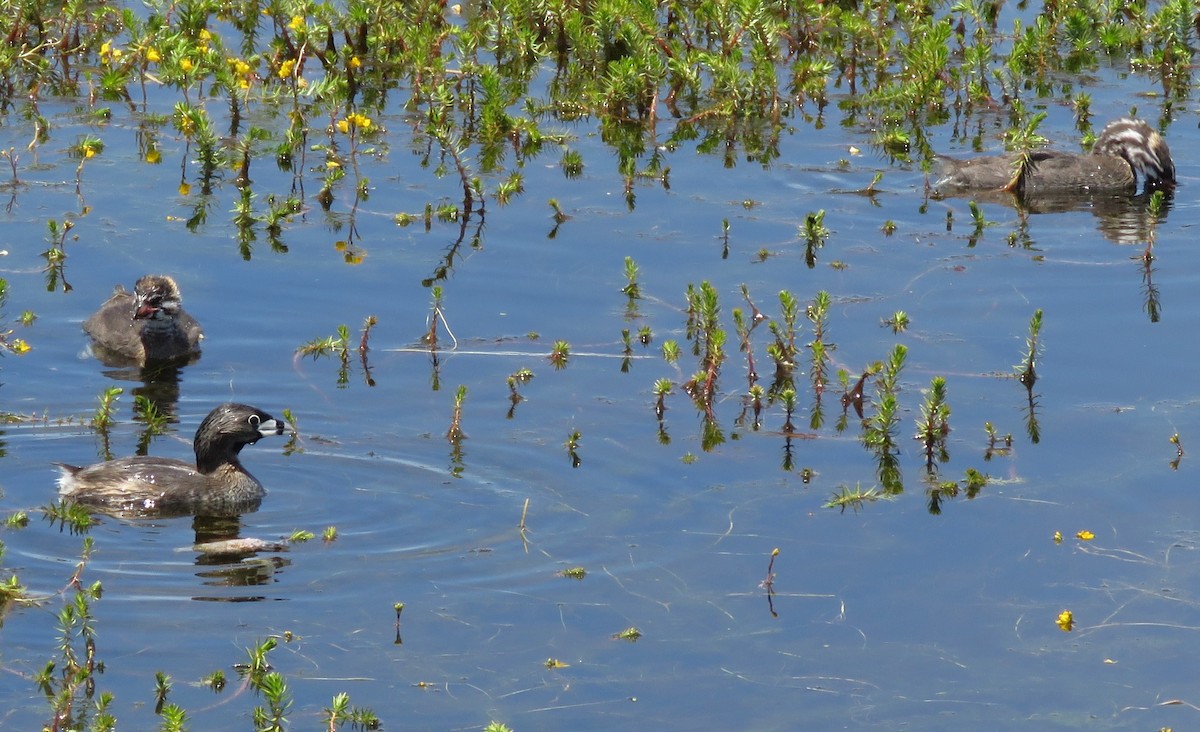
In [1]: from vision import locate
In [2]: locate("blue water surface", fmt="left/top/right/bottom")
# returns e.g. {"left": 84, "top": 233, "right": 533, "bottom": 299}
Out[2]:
{"left": 1, "top": 35, "right": 1200, "bottom": 732}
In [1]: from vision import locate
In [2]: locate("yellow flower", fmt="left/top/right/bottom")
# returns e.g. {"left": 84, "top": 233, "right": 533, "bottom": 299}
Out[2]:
{"left": 146, "top": 48, "right": 161, "bottom": 63}
{"left": 1052, "top": 531, "right": 1062, "bottom": 544}
{"left": 199, "top": 29, "right": 211, "bottom": 41}
{"left": 178, "top": 181, "right": 191, "bottom": 196}
{"left": 1075, "top": 530, "right": 1095, "bottom": 541}
{"left": 180, "top": 57, "right": 194, "bottom": 73}
{"left": 349, "top": 56, "right": 362, "bottom": 69}
{"left": 278, "top": 59, "right": 296, "bottom": 79}
{"left": 339, "top": 113, "right": 375, "bottom": 134}
{"left": 288, "top": 15, "right": 305, "bottom": 32}
{"left": 326, "top": 159, "right": 341, "bottom": 169}
{"left": 145, "top": 147, "right": 161, "bottom": 164}
{"left": 10, "top": 339, "right": 30, "bottom": 355}
{"left": 82, "top": 145, "right": 97, "bottom": 159}
{"left": 1055, "top": 609, "right": 1074, "bottom": 632}
{"left": 112, "top": 48, "right": 123, "bottom": 59}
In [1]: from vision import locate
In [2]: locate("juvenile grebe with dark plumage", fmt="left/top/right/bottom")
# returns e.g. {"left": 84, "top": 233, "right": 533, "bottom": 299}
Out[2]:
{"left": 83, "top": 274, "right": 204, "bottom": 366}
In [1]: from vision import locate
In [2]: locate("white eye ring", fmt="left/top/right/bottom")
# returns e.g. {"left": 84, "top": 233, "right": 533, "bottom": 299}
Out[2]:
{"left": 248, "top": 414, "right": 261, "bottom": 427}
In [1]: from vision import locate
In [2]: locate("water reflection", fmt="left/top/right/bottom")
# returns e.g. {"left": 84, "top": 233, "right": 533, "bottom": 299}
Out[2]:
{"left": 93, "top": 362, "right": 189, "bottom": 435}
{"left": 935, "top": 188, "right": 1172, "bottom": 246}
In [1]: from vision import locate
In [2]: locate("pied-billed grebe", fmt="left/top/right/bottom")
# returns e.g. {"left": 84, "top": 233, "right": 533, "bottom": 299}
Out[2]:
{"left": 56, "top": 403, "right": 288, "bottom": 516}
{"left": 83, "top": 275, "right": 204, "bottom": 366}
{"left": 934, "top": 118, "right": 1176, "bottom": 195}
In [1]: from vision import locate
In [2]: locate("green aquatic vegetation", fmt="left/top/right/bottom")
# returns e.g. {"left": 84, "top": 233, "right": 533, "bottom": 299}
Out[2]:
{"left": 447, "top": 385, "right": 467, "bottom": 442}
{"left": 915, "top": 376, "right": 952, "bottom": 471}
{"left": 682, "top": 282, "right": 725, "bottom": 414}
{"left": 35, "top": 537, "right": 106, "bottom": 731}
{"left": 613, "top": 626, "right": 642, "bottom": 642}
{"left": 90, "top": 386, "right": 123, "bottom": 433}
{"left": 564, "top": 429, "right": 582, "bottom": 468}
{"left": 823, "top": 483, "right": 893, "bottom": 513}
{"left": 806, "top": 290, "right": 832, "bottom": 397}
{"left": 42, "top": 217, "right": 73, "bottom": 293}
{"left": 862, "top": 344, "right": 907, "bottom": 494}
{"left": 882, "top": 310, "right": 909, "bottom": 334}
{"left": 765, "top": 289, "right": 800, "bottom": 394}
{"left": 800, "top": 210, "right": 828, "bottom": 268}
{"left": 324, "top": 691, "right": 381, "bottom": 730}
{"left": 0, "top": 278, "right": 32, "bottom": 355}
{"left": 42, "top": 500, "right": 97, "bottom": 535}
{"left": 621, "top": 256, "right": 641, "bottom": 300}
{"left": 547, "top": 340, "right": 571, "bottom": 370}
{"left": 1014, "top": 308, "right": 1043, "bottom": 387}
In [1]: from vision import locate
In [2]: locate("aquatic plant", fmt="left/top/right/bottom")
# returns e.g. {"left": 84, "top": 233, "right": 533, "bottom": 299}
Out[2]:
{"left": 915, "top": 376, "right": 952, "bottom": 471}
{"left": 447, "top": 385, "right": 467, "bottom": 442}
{"left": 1014, "top": 308, "right": 1043, "bottom": 387}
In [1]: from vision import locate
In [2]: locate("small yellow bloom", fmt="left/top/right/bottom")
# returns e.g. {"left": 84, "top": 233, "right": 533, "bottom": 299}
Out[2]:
{"left": 100, "top": 41, "right": 111, "bottom": 56}
{"left": 199, "top": 29, "right": 212, "bottom": 41}
{"left": 238, "top": 78, "right": 251, "bottom": 90}
{"left": 1075, "top": 530, "right": 1095, "bottom": 541}
{"left": 10, "top": 339, "right": 30, "bottom": 355}
{"left": 146, "top": 48, "right": 162, "bottom": 63}
{"left": 336, "top": 119, "right": 350, "bottom": 134}
{"left": 83, "top": 145, "right": 97, "bottom": 159}
{"left": 1052, "top": 531, "right": 1062, "bottom": 544}
{"left": 178, "top": 181, "right": 191, "bottom": 196}
{"left": 334, "top": 240, "right": 347, "bottom": 252}
{"left": 326, "top": 159, "right": 341, "bottom": 169}
{"left": 349, "top": 56, "right": 362, "bottom": 69}
{"left": 112, "top": 48, "right": 123, "bottom": 59}
{"left": 1055, "top": 609, "right": 1074, "bottom": 632}
{"left": 288, "top": 15, "right": 305, "bottom": 32}
{"left": 145, "top": 148, "right": 161, "bottom": 164}
{"left": 180, "top": 57, "right": 194, "bottom": 72}
{"left": 278, "top": 59, "right": 296, "bottom": 79}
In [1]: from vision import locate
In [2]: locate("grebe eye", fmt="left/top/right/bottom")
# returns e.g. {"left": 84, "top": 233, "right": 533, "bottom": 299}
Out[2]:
{"left": 248, "top": 414, "right": 260, "bottom": 427}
